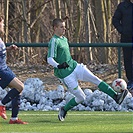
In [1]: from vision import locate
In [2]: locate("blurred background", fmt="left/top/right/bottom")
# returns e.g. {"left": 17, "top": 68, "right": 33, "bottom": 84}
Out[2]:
{"left": 0, "top": 0, "right": 125, "bottom": 87}
{"left": 0, "top": 0, "right": 123, "bottom": 64}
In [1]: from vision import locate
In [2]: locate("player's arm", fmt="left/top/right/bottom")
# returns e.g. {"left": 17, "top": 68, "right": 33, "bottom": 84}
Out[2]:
{"left": 6, "top": 44, "right": 18, "bottom": 50}
{"left": 47, "top": 57, "right": 59, "bottom": 68}
{"left": 47, "top": 39, "right": 69, "bottom": 69}
{"left": 47, "top": 57, "right": 69, "bottom": 69}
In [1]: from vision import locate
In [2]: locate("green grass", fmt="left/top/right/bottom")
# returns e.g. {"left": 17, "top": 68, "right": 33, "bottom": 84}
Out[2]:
{"left": 0, "top": 111, "right": 132, "bottom": 133}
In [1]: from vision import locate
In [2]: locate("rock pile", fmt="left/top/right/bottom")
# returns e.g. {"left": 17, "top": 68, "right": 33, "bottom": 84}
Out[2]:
{"left": 0, "top": 78, "right": 132, "bottom": 112}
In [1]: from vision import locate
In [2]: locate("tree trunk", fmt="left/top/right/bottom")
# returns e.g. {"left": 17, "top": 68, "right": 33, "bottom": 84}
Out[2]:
{"left": 84, "top": 0, "right": 93, "bottom": 62}
{"left": 22, "top": 0, "right": 28, "bottom": 64}
{"left": 4, "top": 0, "right": 9, "bottom": 43}
{"left": 94, "top": 0, "right": 107, "bottom": 63}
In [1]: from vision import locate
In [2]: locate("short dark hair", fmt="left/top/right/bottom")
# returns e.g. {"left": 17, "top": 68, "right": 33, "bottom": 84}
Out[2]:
{"left": 52, "top": 18, "right": 64, "bottom": 28}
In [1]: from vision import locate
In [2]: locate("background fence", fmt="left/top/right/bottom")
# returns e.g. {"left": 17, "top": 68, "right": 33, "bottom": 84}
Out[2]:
{"left": 6, "top": 43, "right": 132, "bottom": 79}
{"left": 1, "top": 0, "right": 126, "bottom": 67}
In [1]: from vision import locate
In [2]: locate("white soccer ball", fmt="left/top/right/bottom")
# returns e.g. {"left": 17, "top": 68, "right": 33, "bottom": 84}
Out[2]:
{"left": 112, "top": 78, "right": 127, "bottom": 93}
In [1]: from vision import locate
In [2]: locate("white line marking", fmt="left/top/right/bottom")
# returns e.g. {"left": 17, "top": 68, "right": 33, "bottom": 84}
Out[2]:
{"left": 6, "top": 113, "right": 133, "bottom": 116}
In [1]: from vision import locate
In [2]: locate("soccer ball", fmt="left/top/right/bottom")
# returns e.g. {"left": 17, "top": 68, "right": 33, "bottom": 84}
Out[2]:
{"left": 112, "top": 78, "right": 127, "bottom": 93}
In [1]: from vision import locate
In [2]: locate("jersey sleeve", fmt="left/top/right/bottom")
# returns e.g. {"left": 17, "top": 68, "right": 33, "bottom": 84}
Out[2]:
{"left": 47, "top": 38, "right": 58, "bottom": 58}
{"left": 47, "top": 57, "right": 59, "bottom": 68}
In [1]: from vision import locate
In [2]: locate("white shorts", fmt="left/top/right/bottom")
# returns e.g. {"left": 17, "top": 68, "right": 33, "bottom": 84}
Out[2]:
{"left": 60, "top": 63, "right": 102, "bottom": 97}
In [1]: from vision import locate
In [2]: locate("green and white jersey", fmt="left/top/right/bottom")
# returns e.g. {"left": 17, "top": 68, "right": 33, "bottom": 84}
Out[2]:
{"left": 48, "top": 35, "right": 77, "bottom": 79}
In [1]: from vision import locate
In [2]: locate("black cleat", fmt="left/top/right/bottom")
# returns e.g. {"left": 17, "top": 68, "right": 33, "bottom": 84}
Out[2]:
{"left": 58, "top": 107, "right": 67, "bottom": 121}
{"left": 114, "top": 89, "right": 128, "bottom": 104}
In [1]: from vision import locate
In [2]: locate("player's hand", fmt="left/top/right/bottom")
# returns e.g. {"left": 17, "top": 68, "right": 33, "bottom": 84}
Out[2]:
{"left": 57, "top": 62, "right": 69, "bottom": 69}
{"left": 10, "top": 44, "right": 18, "bottom": 50}
{"left": 7, "top": 44, "right": 18, "bottom": 50}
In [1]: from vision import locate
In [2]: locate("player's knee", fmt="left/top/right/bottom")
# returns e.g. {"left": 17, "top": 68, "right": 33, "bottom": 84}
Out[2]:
{"left": 92, "top": 77, "right": 102, "bottom": 86}
{"left": 19, "top": 83, "right": 24, "bottom": 92}
{"left": 16, "top": 83, "right": 24, "bottom": 92}
{"left": 76, "top": 94, "right": 86, "bottom": 103}
{"left": 9, "top": 78, "right": 24, "bottom": 92}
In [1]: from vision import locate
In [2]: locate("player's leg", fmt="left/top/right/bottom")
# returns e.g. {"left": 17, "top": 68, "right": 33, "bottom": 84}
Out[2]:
{"left": 1, "top": 77, "right": 23, "bottom": 105}
{"left": 0, "top": 67, "right": 17, "bottom": 119}
{"left": 0, "top": 67, "right": 22, "bottom": 105}
{"left": 58, "top": 72, "right": 86, "bottom": 121}
{"left": 0, "top": 67, "right": 27, "bottom": 123}
{"left": 9, "top": 95, "right": 28, "bottom": 124}
{"left": 58, "top": 88, "right": 86, "bottom": 122}
{"left": 76, "top": 63, "right": 128, "bottom": 104}
{"left": 11, "top": 95, "right": 21, "bottom": 119}
{"left": 0, "top": 77, "right": 23, "bottom": 120}
{"left": 58, "top": 86, "right": 85, "bottom": 121}
{"left": 64, "top": 86, "right": 86, "bottom": 111}
{"left": 74, "top": 64, "right": 116, "bottom": 97}
{"left": 5, "top": 78, "right": 28, "bottom": 124}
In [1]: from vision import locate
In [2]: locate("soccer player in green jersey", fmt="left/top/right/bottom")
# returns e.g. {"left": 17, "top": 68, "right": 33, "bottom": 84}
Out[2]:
{"left": 47, "top": 18, "right": 128, "bottom": 121}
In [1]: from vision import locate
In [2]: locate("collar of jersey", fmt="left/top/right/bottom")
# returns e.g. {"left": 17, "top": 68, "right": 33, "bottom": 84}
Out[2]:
{"left": 54, "top": 34, "right": 64, "bottom": 39}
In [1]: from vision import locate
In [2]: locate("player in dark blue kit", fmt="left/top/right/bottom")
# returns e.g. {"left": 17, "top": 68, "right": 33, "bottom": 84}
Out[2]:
{"left": 0, "top": 14, "right": 28, "bottom": 124}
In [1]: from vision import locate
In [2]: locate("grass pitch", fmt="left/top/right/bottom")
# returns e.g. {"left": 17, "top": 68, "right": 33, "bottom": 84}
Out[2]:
{"left": 0, "top": 111, "right": 132, "bottom": 133}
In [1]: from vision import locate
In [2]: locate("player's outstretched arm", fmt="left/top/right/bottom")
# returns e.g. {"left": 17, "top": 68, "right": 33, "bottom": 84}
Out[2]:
{"left": 47, "top": 57, "right": 69, "bottom": 69}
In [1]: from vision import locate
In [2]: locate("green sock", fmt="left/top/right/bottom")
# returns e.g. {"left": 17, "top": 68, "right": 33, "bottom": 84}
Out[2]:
{"left": 64, "top": 97, "right": 78, "bottom": 111}
{"left": 98, "top": 81, "right": 117, "bottom": 98}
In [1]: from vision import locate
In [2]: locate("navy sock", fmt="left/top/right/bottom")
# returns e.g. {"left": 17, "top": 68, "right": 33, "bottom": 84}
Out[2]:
{"left": 11, "top": 95, "right": 21, "bottom": 118}
{"left": 2, "top": 88, "right": 20, "bottom": 105}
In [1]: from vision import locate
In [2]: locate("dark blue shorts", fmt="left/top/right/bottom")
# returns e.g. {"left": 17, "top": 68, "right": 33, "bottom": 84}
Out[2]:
{"left": 0, "top": 67, "right": 16, "bottom": 89}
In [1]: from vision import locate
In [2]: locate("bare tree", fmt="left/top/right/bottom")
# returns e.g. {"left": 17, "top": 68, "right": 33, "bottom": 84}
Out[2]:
{"left": 0, "top": 0, "right": 121, "bottom": 65}
{"left": 4, "top": 0, "right": 9, "bottom": 43}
